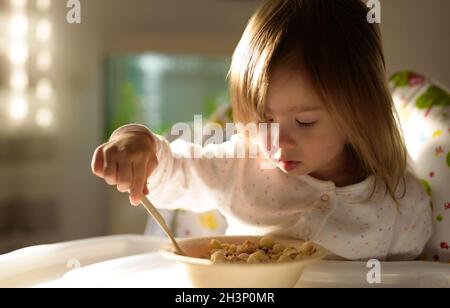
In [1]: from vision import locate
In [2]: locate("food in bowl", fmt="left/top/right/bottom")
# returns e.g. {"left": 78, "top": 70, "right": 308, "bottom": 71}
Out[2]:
{"left": 208, "top": 236, "right": 319, "bottom": 264}
{"left": 159, "top": 235, "right": 328, "bottom": 288}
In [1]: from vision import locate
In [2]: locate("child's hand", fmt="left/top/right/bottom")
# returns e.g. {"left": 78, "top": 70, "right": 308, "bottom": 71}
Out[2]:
{"left": 91, "top": 131, "right": 158, "bottom": 206}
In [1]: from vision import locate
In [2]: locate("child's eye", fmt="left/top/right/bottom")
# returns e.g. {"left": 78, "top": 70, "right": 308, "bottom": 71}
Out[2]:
{"left": 296, "top": 120, "right": 316, "bottom": 128}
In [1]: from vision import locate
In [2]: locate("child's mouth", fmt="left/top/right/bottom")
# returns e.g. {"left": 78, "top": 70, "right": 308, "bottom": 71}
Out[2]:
{"left": 278, "top": 160, "right": 300, "bottom": 172}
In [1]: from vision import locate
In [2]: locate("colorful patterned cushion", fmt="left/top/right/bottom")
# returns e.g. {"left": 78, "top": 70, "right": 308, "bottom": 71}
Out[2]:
{"left": 390, "top": 70, "right": 450, "bottom": 263}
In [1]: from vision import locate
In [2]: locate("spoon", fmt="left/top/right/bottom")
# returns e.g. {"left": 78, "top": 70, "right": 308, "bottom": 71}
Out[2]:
{"left": 140, "top": 197, "right": 187, "bottom": 256}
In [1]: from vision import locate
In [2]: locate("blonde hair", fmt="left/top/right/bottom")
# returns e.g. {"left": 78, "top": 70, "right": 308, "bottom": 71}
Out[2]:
{"left": 228, "top": 0, "right": 407, "bottom": 201}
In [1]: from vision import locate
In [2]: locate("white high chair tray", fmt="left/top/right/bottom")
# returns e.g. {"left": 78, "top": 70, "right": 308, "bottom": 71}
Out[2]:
{"left": 0, "top": 235, "right": 448, "bottom": 288}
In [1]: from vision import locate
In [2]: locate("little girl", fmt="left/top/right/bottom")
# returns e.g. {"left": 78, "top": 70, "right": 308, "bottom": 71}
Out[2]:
{"left": 91, "top": 0, "right": 432, "bottom": 261}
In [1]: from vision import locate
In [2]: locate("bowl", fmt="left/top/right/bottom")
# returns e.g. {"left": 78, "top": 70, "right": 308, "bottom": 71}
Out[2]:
{"left": 159, "top": 235, "right": 328, "bottom": 288}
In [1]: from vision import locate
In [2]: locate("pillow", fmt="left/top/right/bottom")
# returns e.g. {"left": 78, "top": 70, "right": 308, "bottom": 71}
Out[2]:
{"left": 390, "top": 70, "right": 450, "bottom": 263}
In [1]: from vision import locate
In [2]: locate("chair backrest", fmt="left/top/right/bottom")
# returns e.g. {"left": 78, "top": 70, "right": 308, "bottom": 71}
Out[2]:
{"left": 390, "top": 70, "right": 450, "bottom": 263}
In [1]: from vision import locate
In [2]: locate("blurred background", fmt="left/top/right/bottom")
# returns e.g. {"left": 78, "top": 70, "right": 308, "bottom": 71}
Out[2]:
{"left": 0, "top": 0, "right": 449, "bottom": 254}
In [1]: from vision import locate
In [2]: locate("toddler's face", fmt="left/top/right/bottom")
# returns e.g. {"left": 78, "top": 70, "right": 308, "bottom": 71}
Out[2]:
{"left": 261, "top": 65, "right": 348, "bottom": 180}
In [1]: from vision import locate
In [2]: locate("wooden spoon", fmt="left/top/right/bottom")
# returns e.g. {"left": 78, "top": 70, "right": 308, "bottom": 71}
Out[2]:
{"left": 140, "top": 197, "right": 187, "bottom": 256}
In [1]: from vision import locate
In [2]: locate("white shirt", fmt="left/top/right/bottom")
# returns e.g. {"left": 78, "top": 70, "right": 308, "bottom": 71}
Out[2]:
{"left": 112, "top": 124, "right": 433, "bottom": 261}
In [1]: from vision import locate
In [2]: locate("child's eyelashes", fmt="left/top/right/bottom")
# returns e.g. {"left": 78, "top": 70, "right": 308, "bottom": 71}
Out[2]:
{"left": 296, "top": 120, "right": 317, "bottom": 128}
{"left": 260, "top": 116, "right": 316, "bottom": 128}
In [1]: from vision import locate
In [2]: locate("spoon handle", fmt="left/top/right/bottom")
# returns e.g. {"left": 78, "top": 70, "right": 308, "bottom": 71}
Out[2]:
{"left": 140, "top": 197, "right": 186, "bottom": 255}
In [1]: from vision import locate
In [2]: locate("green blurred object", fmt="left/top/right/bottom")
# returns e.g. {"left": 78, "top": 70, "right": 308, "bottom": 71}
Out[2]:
{"left": 416, "top": 85, "right": 450, "bottom": 117}
{"left": 420, "top": 179, "right": 432, "bottom": 196}
{"left": 105, "top": 53, "right": 230, "bottom": 140}
{"left": 390, "top": 71, "right": 410, "bottom": 87}
{"left": 106, "top": 82, "right": 138, "bottom": 139}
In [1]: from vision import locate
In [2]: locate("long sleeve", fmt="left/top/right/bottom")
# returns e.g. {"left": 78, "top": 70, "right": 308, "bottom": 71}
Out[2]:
{"left": 110, "top": 124, "right": 243, "bottom": 213}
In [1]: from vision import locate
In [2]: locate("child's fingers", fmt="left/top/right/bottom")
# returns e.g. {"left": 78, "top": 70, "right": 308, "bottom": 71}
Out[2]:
{"left": 129, "top": 160, "right": 147, "bottom": 206}
{"left": 116, "top": 160, "right": 132, "bottom": 193}
{"left": 128, "top": 195, "right": 137, "bottom": 207}
{"left": 142, "top": 156, "right": 156, "bottom": 196}
{"left": 140, "top": 154, "right": 157, "bottom": 197}
{"left": 146, "top": 152, "right": 158, "bottom": 178}
{"left": 91, "top": 145, "right": 105, "bottom": 177}
{"left": 103, "top": 152, "right": 118, "bottom": 185}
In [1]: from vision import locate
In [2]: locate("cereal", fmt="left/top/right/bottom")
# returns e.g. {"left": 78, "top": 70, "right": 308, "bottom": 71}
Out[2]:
{"left": 211, "top": 250, "right": 227, "bottom": 263}
{"left": 207, "top": 236, "right": 319, "bottom": 264}
{"left": 259, "top": 237, "right": 275, "bottom": 249}
{"left": 236, "top": 240, "right": 258, "bottom": 254}
{"left": 229, "top": 244, "right": 237, "bottom": 253}
{"left": 272, "top": 243, "right": 285, "bottom": 253}
{"left": 282, "top": 247, "right": 297, "bottom": 256}
{"left": 238, "top": 253, "right": 249, "bottom": 261}
{"left": 210, "top": 239, "right": 222, "bottom": 250}
{"left": 278, "top": 254, "right": 293, "bottom": 263}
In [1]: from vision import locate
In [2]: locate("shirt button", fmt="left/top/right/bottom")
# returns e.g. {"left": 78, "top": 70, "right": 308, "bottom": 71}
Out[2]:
{"left": 321, "top": 193, "right": 330, "bottom": 202}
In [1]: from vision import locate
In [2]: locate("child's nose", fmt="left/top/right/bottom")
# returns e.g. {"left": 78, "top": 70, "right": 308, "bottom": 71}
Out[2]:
{"left": 279, "top": 130, "right": 295, "bottom": 149}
